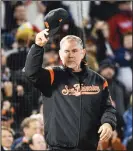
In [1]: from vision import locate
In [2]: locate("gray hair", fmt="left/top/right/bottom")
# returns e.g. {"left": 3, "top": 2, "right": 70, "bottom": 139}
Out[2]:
{"left": 60, "top": 35, "right": 83, "bottom": 50}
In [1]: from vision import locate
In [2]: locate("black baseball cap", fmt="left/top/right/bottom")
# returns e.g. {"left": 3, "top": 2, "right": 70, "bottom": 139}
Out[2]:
{"left": 44, "top": 8, "right": 69, "bottom": 36}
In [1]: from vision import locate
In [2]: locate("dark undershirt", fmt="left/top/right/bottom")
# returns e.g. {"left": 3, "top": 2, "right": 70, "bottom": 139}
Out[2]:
{"left": 73, "top": 70, "right": 84, "bottom": 83}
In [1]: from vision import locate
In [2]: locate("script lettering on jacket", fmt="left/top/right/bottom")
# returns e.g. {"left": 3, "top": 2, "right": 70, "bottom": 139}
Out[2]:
{"left": 62, "top": 84, "right": 100, "bottom": 96}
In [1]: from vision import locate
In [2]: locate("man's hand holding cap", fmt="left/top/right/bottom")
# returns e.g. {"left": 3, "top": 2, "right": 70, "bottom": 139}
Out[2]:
{"left": 44, "top": 8, "right": 68, "bottom": 36}
{"left": 35, "top": 8, "right": 68, "bottom": 47}
{"left": 35, "top": 29, "right": 49, "bottom": 47}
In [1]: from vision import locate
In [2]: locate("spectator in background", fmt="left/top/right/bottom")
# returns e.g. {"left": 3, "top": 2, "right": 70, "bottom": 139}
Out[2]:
{"left": 12, "top": 117, "right": 42, "bottom": 150}
{"left": 15, "top": 22, "right": 36, "bottom": 47}
{"left": 108, "top": 1, "right": 132, "bottom": 50}
{"left": 2, "top": 1, "right": 15, "bottom": 33}
{"left": 1, "top": 127, "right": 14, "bottom": 151}
{"left": 1, "top": 116, "right": 14, "bottom": 130}
{"left": 5, "top": 22, "right": 32, "bottom": 71}
{"left": 1, "top": 50, "right": 12, "bottom": 97}
{"left": 2, "top": 2, "right": 32, "bottom": 50}
{"left": 99, "top": 59, "right": 126, "bottom": 139}
{"left": 30, "top": 113, "right": 44, "bottom": 135}
{"left": 12, "top": 2, "right": 27, "bottom": 34}
{"left": 25, "top": 1, "right": 47, "bottom": 31}
{"left": 2, "top": 2, "right": 26, "bottom": 49}
{"left": 115, "top": 32, "right": 132, "bottom": 94}
{"left": 91, "top": 21, "right": 114, "bottom": 63}
{"left": 5, "top": 21, "right": 38, "bottom": 70}
{"left": 4, "top": 22, "right": 41, "bottom": 118}
{"left": 85, "top": 38, "right": 99, "bottom": 71}
{"left": 3, "top": 22, "right": 31, "bottom": 125}
{"left": 1, "top": 50, "right": 11, "bottom": 99}
{"left": 1, "top": 100, "right": 15, "bottom": 128}
{"left": 28, "top": 134, "right": 47, "bottom": 150}
{"left": 123, "top": 95, "right": 132, "bottom": 147}
{"left": 2, "top": 67, "right": 11, "bottom": 83}
{"left": 99, "top": 59, "right": 126, "bottom": 117}
{"left": 12, "top": 84, "right": 32, "bottom": 128}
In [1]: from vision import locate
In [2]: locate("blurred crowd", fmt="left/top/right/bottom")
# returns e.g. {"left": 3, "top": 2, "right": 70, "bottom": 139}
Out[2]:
{"left": 1, "top": 1, "right": 132, "bottom": 151}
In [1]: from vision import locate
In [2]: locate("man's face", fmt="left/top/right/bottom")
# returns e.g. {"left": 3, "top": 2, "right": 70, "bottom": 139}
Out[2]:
{"left": 14, "top": 6, "right": 26, "bottom": 20}
{"left": 2, "top": 130, "right": 13, "bottom": 149}
{"left": 26, "top": 121, "right": 42, "bottom": 137}
{"left": 59, "top": 40, "right": 86, "bottom": 69}
{"left": 30, "top": 134, "right": 47, "bottom": 150}
{"left": 100, "top": 67, "right": 115, "bottom": 80}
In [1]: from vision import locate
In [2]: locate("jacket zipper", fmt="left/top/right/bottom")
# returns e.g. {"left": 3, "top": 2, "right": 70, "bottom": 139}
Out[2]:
{"left": 77, "top": 82, "right": 82, "bottom": 147}
{"left": 69, "top": 71, "right": 84, "bottom": 147}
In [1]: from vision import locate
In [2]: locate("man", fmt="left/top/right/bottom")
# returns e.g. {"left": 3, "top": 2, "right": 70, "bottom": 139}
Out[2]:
{"left": 29, "top": 133, "right": 47, "bottom": 150}
{"left": 25, "top": 29, "right": 117, "bottom": 150}
{"left": 1, "top": 127, "right": 14, "bottom": 151}
{"left": 12, "top": 117, "right": 42, "bottom": 149}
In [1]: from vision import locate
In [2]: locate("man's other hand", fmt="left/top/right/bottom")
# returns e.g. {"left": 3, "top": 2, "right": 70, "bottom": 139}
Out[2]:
{"left": 98, "top": 123, "right": 113, "bottom": 141}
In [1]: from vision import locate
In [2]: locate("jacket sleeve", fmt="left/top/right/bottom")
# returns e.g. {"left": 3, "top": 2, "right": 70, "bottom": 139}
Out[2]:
{"left": 101, "top": 80, "right": 117, "bottom": 130}
{"left": 24, "top": 44, "right": 53, "bottom": 95}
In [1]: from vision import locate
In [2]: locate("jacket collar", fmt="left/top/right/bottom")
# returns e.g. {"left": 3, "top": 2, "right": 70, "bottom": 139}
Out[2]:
{"left": 62, "top": 62, "right": 89, "bottom": 81}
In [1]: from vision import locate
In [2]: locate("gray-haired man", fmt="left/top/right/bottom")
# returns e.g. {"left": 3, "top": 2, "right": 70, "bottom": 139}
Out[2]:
{"left": 25, "top": 29, "right": 117, "bottom": 150}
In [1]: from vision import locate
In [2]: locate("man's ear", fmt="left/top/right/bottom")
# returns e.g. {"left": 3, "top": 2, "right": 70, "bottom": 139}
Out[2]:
{"left": 59, "top": 49, "right": 61, "bottom": 56}
{"left": 59, "top": 49, "right": 62, "bottom": 60}
{"left": 81, "top": 49, "right": 86, "bottom": 59}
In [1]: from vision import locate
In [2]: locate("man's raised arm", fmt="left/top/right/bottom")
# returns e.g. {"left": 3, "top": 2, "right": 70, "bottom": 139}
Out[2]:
{"left": 25, "top": 29, "right": 54, "bottom": 94}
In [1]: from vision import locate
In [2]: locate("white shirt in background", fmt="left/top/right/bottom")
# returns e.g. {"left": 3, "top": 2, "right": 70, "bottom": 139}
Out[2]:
{"left": 1, "top": 1, "right": 5, "bottom": 29}
{"left": 62, "top": 1, "right": 90, "bottom": 28}
{"left": 25, "top": 1, "right": 44, "bottom": 30}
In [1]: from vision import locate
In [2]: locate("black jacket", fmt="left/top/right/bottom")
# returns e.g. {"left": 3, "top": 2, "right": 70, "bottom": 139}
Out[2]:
{"left": 25, "top": 44, "right": 117, "bottom": 150}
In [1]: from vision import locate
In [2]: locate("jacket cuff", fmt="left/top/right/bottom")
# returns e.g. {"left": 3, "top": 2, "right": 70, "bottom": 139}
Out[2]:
{"left": 101, "top": 113, "right": 117, "bottom": 131}
{"left": 101, "top": 120, "right": 116, "bottom": 131}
